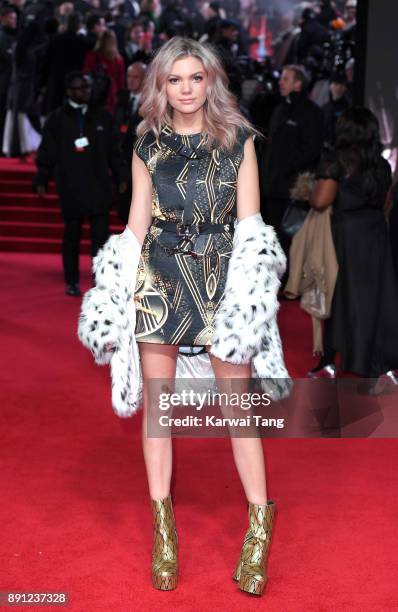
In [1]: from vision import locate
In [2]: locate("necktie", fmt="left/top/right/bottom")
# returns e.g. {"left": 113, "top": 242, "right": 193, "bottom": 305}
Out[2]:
{"left": 130, "top": 96, "right": 136, "bottom": 115}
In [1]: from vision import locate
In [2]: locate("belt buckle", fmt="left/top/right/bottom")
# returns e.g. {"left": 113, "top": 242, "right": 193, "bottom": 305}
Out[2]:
{"left": 176, "top": 222, "right": 193, "bottom": 237}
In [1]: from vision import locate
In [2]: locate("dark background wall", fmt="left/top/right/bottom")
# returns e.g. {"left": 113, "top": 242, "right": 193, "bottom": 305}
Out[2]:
{"left": 358, "top": 0, "right": 398, "bottom": 171}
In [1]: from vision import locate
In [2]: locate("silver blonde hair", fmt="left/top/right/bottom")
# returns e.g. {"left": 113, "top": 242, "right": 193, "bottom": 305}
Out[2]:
{"left": 136, "top": 36, "right": 260, "bottom": 151}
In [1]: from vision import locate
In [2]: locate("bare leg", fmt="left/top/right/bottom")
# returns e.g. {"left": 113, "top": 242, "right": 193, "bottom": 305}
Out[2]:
{"left": 207, "top": 351, "right": 268, "bottom": 504}
{"left": 139, "top": 342, "right": 179, "bottom": 500}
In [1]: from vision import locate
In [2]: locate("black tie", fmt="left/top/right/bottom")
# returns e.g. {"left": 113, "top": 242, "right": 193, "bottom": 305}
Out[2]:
{"left": 130, "top": 96, "right": 136, "bottom": 115}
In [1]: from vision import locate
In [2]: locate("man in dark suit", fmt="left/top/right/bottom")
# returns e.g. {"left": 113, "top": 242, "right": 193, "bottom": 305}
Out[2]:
{"left": 33, "top": 71, "right": 127, "bottom": 296}
{"left": 42, "top": 13, "right": 92, "bottom": 113}
{"left": 262, "top": 65, "right": 324, "bottom": 253}
{"left": 113, "top": 61, "right": 146, "bottom": 223}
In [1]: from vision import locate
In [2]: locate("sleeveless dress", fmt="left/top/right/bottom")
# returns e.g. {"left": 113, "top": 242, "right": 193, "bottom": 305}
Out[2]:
{"left": 133, "top": 124, "right": 251, "bottom": 346}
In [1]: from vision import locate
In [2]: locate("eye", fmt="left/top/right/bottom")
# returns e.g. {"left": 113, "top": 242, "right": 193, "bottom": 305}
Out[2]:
{"left": 193, "top": 75, "right": 203, "bottom": 82}
{"left": 168, "top": 77, "right": 179, "bottom": 84}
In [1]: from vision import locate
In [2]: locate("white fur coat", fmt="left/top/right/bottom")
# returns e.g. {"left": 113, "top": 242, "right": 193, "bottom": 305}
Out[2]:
{"left": 78, "top": 214, "right": 292, "bottom": 417}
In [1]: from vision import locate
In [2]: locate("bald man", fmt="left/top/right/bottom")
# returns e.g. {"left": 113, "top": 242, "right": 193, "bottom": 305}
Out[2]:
{"left": 114, "top": 61, "right": 147, "bottom": 222}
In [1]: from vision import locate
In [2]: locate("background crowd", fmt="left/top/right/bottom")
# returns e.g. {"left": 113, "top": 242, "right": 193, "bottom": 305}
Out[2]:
{"left": 0, "top": 0, "right": 361, "bottom": 270}
{"left": 0, "top": 0, "right": 357, "bottom": 157}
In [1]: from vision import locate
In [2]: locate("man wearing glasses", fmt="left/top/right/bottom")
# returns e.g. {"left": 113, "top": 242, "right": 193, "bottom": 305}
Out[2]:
{"left": 33, "top": 71, "right": 127, "bottom": 296}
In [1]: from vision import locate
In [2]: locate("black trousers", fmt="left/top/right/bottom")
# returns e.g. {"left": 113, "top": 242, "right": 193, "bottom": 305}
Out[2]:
{"left": 62, "top": 213, "right": 109, "bottom": 285}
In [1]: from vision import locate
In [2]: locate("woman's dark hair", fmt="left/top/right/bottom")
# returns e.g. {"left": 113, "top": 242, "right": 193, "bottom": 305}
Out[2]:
{"left": 335, "top": 107, "right": 385, "bottom": 199}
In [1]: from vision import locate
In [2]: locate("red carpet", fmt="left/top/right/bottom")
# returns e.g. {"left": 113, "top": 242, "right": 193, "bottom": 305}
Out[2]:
{"left": 0, "top": 158, "right": 122, "bottom": 253}
{"left": 1, "top": 252, "right": 398, "bottom": 612}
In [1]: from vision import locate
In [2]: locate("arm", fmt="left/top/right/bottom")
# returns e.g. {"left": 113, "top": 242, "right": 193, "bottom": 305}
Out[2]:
{"left": 32, "top": 113, "right": 58, "bottom": 192}
{"left": 127, "top": 151, "right": 153, "bottom": 245}
{"left": 309, "top": 178, "right": 338, "bottom": 211}
{"left": 236, "top": 136, "right": 261, "bottom": 220}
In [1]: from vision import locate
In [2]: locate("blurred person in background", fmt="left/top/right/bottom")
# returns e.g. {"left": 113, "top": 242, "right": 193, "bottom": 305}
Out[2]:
{"left": 140, "top": 0, "right": 161, "bottom": 33}
{"left": 123, "top": 19, "right": 149, "bottom": 65}
{"left": 83, "top": 28, "right": 125, "bottom": 113}
{"left": 317, "top": 0, "right": 339, "bottom": 28}
{"left": 263, "top": 64, "right": 323, "bottom": 257}
{"left": 114, "top": 60, "right": 146, "bottom": 222}
{"left": 55, "top": 1, "right": 75, "bottom": 33}
{"left": 0, "top": 5, "right": 18, "bottom": 154}
{"left": 33, "top": 71, "right": 127, "bottom": 297}
{"left": 308, "top": 107, "right": 398, "bottom": 384}
{"left": 296, "top": 7, "right": 330, "bottom": 64}
{"left": 215, "top": 18, "right": 242, "bottom": 97}
{"left": 42, "top": 11, "right": 91, "bottom": 113}
{"left": 201, "top": 1, "right": 225, "bottom": 44}
{"left": 124, "top": 0, "right": 141, "bottom": 20}
{"left": 344, "top": 0, "right": 356, "bottom": 28}
{"left": 159, "top": 0, "right": 190, "bottom": 37}
{"left": 85, "top": 12, "right": 106, "bottom": 50}
{"left": 322, "top": 71, "right": 351, "bottom": 145}
{"left": 342, "top": 0, "right": 356, "bottom": 44}
{"left": 2, "top": 20, "right": 43, "bottom": 158}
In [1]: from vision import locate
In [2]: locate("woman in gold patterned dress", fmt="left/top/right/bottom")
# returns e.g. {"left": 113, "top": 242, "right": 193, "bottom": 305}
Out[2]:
{"left": 127, "top": 37, "right": 276, "bottom": 596}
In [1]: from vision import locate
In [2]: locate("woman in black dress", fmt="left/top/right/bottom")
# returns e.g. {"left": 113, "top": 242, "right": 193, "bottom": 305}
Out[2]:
{"left": 127, "top": 36, "right": 279, "bottom": 595}
{"left": 309, "top": 107, "right": 398, "bottom": 381}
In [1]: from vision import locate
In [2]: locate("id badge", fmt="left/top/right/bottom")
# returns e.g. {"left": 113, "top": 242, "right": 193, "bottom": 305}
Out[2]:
{"left": 74, "top": 136, "right": 89, "bottom": 151}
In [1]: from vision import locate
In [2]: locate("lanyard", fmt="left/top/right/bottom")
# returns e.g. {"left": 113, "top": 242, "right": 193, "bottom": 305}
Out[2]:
{"left": 78, "top": 110, "right": 85, "bottom": 137}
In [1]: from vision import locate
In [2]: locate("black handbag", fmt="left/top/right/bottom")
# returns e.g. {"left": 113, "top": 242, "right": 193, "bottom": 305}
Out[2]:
{"left": 280, "top": 200, "right": 310, "bottom": 238}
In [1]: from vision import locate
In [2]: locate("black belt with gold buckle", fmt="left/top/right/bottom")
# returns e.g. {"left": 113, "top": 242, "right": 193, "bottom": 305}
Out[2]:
{"left": 153, "top": 219, "right": 234, "bottom": 236}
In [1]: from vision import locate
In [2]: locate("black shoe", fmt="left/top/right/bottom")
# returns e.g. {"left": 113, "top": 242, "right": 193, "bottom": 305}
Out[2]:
{"left": 65, "top": 284, "right": 82, "bottom": 297}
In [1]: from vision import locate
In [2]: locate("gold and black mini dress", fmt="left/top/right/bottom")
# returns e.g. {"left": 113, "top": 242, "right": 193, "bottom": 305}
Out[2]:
{"left": 133, "top": 124, "right": 251, "bottom": 346}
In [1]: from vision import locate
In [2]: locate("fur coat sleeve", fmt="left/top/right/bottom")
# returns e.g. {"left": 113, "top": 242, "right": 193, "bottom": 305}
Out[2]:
{"left": 77, "top": 215, "right": 292, "bottom": 418}
{"left": 78, "top": 227, "right": 143, "bottom": 415}
{"left": 210, "top": 213, "right": 292, "bottom": 399}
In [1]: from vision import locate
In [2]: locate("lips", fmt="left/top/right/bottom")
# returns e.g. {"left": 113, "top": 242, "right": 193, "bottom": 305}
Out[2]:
{"left": 179, "top": 99, "right": 195, "bottom": 103}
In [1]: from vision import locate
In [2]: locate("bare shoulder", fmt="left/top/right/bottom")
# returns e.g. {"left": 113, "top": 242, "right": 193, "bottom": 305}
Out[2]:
{"left": 242, "top": 132, "right": 257, "bottom": 158}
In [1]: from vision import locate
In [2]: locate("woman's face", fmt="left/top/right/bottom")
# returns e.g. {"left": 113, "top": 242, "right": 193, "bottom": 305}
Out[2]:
{"left": 166, "top": 56, "right": 208, "bottom": 117}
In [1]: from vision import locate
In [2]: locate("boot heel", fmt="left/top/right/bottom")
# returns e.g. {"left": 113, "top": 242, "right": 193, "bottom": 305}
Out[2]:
{"left": 239, "top": 566, "right": 267, "bottom": 595}
{"left": 235, "top": 500, "right": 275, "bottom": 596}
{"left": 151, "top": 493, "right": 178, "bottom": 590}
{"left": 152, "top": 569, "right": 178, "bottom": 591}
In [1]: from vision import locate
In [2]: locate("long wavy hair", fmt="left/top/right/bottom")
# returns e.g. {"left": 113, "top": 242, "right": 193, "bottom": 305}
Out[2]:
{"left": 335, "top": 107, "right": 386, "bottom": 198}
{"left": 95, "top": 29, "right": 120, "bottom": 60}
{"left": 136, "top": 36, "right": 260, "bottom": 151}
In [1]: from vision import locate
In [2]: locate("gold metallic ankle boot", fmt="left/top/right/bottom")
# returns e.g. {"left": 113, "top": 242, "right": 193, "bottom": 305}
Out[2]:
{"left": 150, "top": 494, "right": 178, "bottom": 590}
{"left": 233, "top": 500, "right": 275, "bottom": 596}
